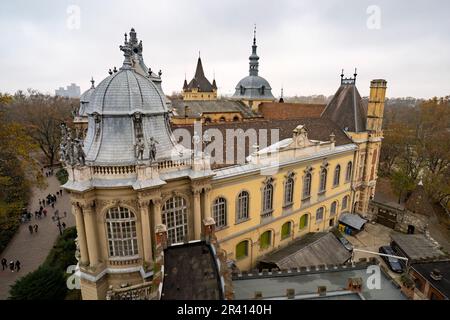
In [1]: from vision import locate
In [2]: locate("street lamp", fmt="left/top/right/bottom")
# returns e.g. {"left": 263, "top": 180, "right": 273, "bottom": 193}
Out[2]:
{"left": 52, "top": 210, "right": 67, "bottom": 236}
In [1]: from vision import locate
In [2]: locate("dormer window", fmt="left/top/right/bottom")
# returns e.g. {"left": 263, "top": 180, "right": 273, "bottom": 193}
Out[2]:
{"left": 240, "top": 85, "right": 245, "bottom": 95}
{"left": 261, "top": 85, "right": 265, "bottom": 95}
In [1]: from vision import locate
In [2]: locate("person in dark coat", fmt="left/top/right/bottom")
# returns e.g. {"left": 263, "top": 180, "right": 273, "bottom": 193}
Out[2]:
{"left": 34, "top": 225, "right": 38, "bottom": 233}
{"left": 9, "top": 261, "right": 14, "bottom": 272}
{"left": 28, "top": 225, "right": 33, "bottom": 234}
{"left": 15, "top": 260, "right": 21, "bottom": 272}
{"left": 1, "top": 258, "right": 7, "bottom": 271}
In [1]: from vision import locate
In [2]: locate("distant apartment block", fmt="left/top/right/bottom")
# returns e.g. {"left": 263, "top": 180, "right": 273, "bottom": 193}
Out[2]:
{"left": 55, "top": 83, "right": 81, "bottom": 98}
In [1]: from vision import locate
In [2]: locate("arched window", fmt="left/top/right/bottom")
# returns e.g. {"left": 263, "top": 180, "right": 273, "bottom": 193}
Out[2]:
{"left": 260, "top": 230, "right": 272, "bottom": 249}
{"left": 284, "top": 176, "right": 294, "bottom": 206}
{"left": 281, "top": 222, "right": 292, "bottom": 239}
{"left": 236, "top": 191, "right": 249, "bottom": 222}
{"left": 346, "top": 162, "right": 353, "bottom": 183}
{"left": 236, "top": 240, "right": 249, "bottom": 260}
{"left": 204, "top": 117, "right": 212, "bottom": 124}
{"left": 316, "top": 207, "right": 324, "bottom": 223}
{"left": 342, "top": 196, "right": 349, "bottom": 210}
{"left": 162, "top": 197, "right": 188, "bottom": 245}
{"left": 299, "top": 214, "right": 309, "bottom": 229}
{"left": 333, "top": 165, "right": 341, "bottom": 187}
{"left": 219, "top": 117, "right": 226, "bottom": 122}
{"left": 213, "top": 197, "right": 227, "bottom": 228}
{"left": 302, "top": 173, "right": 312, "bottom": 199}
{"left": 233, "top": 116, "right": 240, "bottom": 122}
{"left": 319, "top": 168, "right": 327, "bottom": 193}
{"left": 106, "top": 207, "right": 138, "bottom": 257}
{"left": 330, "top": 201, "right": 337, "bottom": 216}
{"left": 262, "top": 183, "right": 274, "bottom": 214}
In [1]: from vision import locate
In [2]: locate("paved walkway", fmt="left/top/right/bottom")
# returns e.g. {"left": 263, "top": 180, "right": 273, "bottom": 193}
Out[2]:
{"left": 0, "top": 176, "right": 74, "bottom": 299}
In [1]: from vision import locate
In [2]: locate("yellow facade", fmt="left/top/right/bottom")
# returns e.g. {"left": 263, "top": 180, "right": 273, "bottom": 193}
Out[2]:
{"left": 69, "top": 80, "right": 386, "bottom": 300}
{"left": 182, "top": 87, "right": 218, "bottom": 101}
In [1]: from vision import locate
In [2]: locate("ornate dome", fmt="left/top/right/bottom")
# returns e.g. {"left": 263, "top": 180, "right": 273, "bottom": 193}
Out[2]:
{"left": 78, "top": 78, "right": 95, "bottom": 117}
{"left": 88, "top": 68, "right": 167, "bottom": 115}
{"left": 232, "top": 28, "right": 275, "bottom": 101}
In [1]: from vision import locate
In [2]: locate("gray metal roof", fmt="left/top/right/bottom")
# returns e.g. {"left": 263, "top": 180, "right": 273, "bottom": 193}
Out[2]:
{"left": 391, "top": 233, "right": 446, "bottom": 262}
{"left": 259, "top": 233, "right": 352, "bottom": 269}
{"left": 88, "top": 68, "right": 167, "bottom": 115}
{"left": 232, "top": 264, "right": 406, "bottom": 300}
{"left": 171, "top": 99, "right": 260, "bottom": 119}
{"left": 339, "top": 213, "right": 368, "bottom": 230}
{"left": 232, "top": 75, "right": 275, "bottom": 100}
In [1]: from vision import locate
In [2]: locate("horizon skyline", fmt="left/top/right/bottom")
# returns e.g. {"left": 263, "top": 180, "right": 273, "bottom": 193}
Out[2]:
{"left": 1, "top": 0, "right": 449, "bottom": 99}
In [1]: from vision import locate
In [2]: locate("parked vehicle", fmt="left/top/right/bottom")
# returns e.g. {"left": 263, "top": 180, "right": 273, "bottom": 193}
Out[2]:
{"left": 379, "top": 246, "right": 404, "bottom": 273}
{"left": 338, "top": 236, "right": 354, "bottom": 252}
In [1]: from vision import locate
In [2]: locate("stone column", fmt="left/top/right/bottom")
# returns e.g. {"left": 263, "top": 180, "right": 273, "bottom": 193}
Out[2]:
{"left": 139, "top": 200, "right": 153, "bottom": 266}
{"left": 153, "top": 198, "right": 163, "bottom": 230}
{"left": 73, "top": 202, "right": 89, "bottom": 266}
{"left": 203, "top": 186, "right": 212, "bottom": 220}
{"left": 192, "top": 188, "right": 202, "bottom": 240}
{"left": 83, "top": 204, "right": 100, "bottom": 268}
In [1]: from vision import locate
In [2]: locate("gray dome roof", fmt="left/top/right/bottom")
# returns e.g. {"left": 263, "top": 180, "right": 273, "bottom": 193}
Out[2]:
{"left": 233, "top": 75, "right": 275, "bottom": 100}
{"left": 89, "top": 68, "right": 167, "bottom": 115}
{"left": 78, "top": 87, "right": 95, "bottom": 116}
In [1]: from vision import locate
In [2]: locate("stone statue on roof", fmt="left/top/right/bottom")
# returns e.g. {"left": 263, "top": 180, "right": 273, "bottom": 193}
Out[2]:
{"left": 135, "top": 138, "right": 145, "bottom": 161}
{"left": 75, "top": 139, "right": 86, "bottom": 166}
{"left": 149, "top": 137, "right": 159, "bottom": 162}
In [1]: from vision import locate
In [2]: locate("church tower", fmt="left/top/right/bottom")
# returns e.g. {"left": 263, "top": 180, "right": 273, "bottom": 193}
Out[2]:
{"left": 182, "top": 55, "right": 217, "bottom": 101}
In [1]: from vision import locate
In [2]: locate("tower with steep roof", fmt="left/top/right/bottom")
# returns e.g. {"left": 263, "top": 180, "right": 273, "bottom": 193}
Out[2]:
{"left": 182, "top": 54, "right": 217, "bottom": 101}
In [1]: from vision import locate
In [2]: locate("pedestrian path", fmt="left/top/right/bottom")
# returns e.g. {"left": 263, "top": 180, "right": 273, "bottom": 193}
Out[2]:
{"left": 0, "top": 176, "right": 74, "bottom": 299}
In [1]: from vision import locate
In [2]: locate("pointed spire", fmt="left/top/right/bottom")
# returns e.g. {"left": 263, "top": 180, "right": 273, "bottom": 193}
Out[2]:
{"left": 195, "top": 55, "right": 206, "bottom": 79}
{"left": 249, "top": 25, "right": 260, "bottom": 76}
{"left": 90, "top": 77, "right": 95, "bottom": 89}
{"left": 279, "top": 87, "right": 284, "bottom": 103}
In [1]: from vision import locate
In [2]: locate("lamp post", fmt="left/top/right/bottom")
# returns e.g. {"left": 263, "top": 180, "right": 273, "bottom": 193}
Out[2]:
{"left": 52, "top": 210, "right": 67, "bottom": 236}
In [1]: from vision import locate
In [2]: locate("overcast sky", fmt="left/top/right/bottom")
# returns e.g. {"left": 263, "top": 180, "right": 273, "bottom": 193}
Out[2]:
{"left": 1, "top": 0, "right": 449, "bottom": 98}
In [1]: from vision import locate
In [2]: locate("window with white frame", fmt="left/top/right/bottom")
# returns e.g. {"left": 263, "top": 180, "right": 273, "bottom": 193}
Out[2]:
{"left": 346, "top": 161, "right": 353, "bottom": 182}
{"left": 319, "top": 168, "right": 327, "bottom": 193}
{"left": 284, "top": 176, "right": 294, "bottom": 206}
{"left": 330, "top": 201, "right": 337, "bottom": 216}
{"left": 237, "top": 191, "right": 249, "bottom": 222}
{"left": 342, "top": 196, "right": 349, "bottom": 210}
{"left": 162, "top": 196, "right": 188, "bottom": 245}
{"left": 213, "top": 197, "right": 227, "bottom": 228}
{"left": 316, "top": 207, "right": 324, "bottom": 223}
{"left": 333, "top": 165, "right": 341, "bottom": 187}
{"left": 106, "top": 206, "right": 138, "bottom": 258}
{"left": 303, "top": 173, "right": 312, "bottom": 199}
{"left": 262, "top": 182, "right": 274, "bottom": 214}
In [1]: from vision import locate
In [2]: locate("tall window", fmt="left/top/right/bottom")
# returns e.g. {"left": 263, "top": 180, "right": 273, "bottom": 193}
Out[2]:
{"left": 342, "top": 196, "right": 349, "bottom": 210}
{"left": 236, "top": 240, "right": 249, "bottom": 260}
{"left": 162, "top": 197, "right": 188, "bottom": 245}
{"left": 333, "top": 165, "right": 341, "bottom": 187}
{"left": 284, "top": 176, "right": 294, "bottom": 206}
{"left": 316, "top": 207, "right": 324, "bottom": 223}
{"left": 299, "top": 214, "right": 309, "bottom": 229}
{"left": 346, "top": 161, "right": 353, "bottom": 182}
{"left": 358, "top": 154, "right": 365, "bottom": 180}
{"left": 262, "top": 183, "right": 274, "bottom": 214}
{"left": 303, "top": 173, "right": 312, "bottom": 199}
{"left": 330, "top": 201, "right": 337, "bottom": 216}
{"left": 319, "top": 168, "right": 327, "bottom": 193}
{"left": 237, "top": 191, "right": 250, "bottom": 222}
{"left": 281, "top": 222, "right": 292, "bottom": 239}
{"left": 106, "top": 207, "right": 138, "bottom": 257}
{"left": 260, "top": 231, "right": 272, "bottom": 249}
{"left": 213, "top": 197, "right": 227, "bottom": 228}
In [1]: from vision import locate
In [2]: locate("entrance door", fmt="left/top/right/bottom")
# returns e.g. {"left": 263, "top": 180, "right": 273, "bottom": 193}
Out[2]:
{"left": 407, "top": 225, "right": 415, "bottom": 234}
{"left": 162, "top": 196, "right": 188, "bottom": 245}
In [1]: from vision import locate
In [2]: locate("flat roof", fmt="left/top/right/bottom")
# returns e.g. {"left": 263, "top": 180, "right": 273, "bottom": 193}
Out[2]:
{"left": 232, "top": 264, "right": 406, "bottom": 300}
{"left": 412, "top": 260, "right": 450, "bottom": 299}
{"left": 161, "top": 241, "right": 223, "bottom": 300}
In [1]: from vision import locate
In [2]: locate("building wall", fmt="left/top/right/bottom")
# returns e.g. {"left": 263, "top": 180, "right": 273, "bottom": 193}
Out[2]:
{"left": 183, "top": 88, "right": 217, "bottom": 101}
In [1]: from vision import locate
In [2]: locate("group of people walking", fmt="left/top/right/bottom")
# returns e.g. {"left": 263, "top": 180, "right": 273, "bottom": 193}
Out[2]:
{"left": 1, "top": 258, "right": 21, "bottom": 273}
